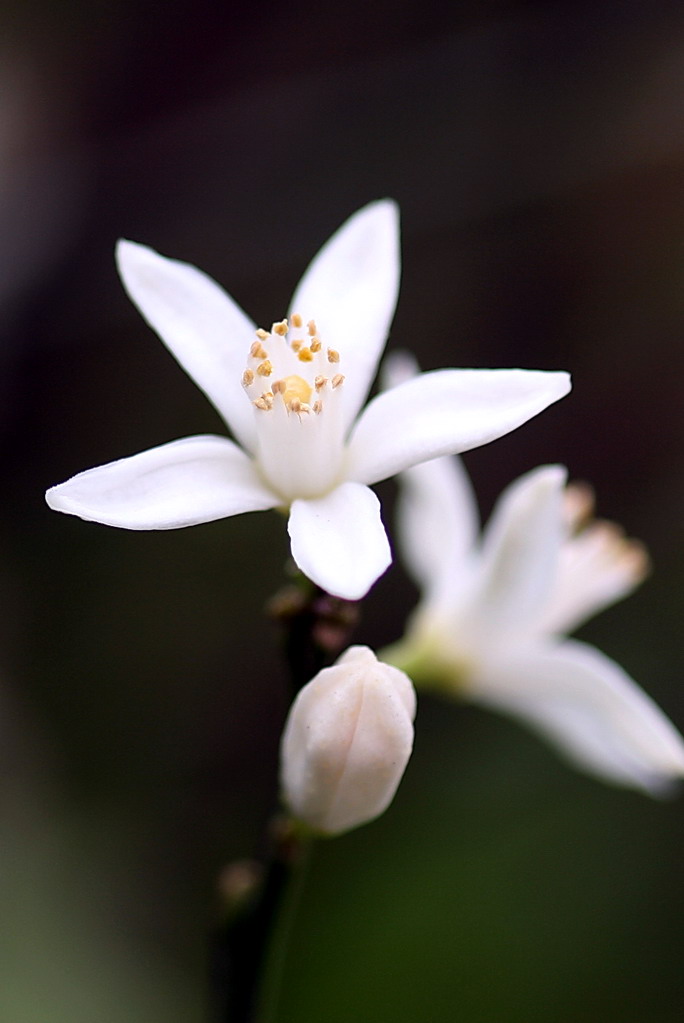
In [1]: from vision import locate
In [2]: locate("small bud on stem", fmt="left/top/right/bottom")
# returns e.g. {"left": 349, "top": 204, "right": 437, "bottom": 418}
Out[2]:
{"left": 280, "top": 646, "right": 416, "bottom": 835}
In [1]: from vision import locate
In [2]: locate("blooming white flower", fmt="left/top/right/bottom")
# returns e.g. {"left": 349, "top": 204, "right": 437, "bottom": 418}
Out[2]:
{"left": 45, "top": 201, "right": 570, "bottom": 600}
{"left": 280, "top": 646, "right": 416, "bottom": 835}
{"left": 384, "top": 427, "right": 684, "bottom": 793}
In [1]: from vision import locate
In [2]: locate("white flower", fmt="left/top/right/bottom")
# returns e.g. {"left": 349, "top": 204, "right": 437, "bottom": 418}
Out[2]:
{"left": 384, "top": 358, "right": 684, "bottom": 794}
{"left": 45, "top": 201, "right": 570, "bottom": 600}
{"left": 280, "top": 646, "right": 416, "bottom": 835}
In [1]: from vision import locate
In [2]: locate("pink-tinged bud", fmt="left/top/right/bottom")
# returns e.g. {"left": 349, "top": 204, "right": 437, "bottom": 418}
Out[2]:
{"left": 280, "top": 646, "right": 417, "bottom": 836}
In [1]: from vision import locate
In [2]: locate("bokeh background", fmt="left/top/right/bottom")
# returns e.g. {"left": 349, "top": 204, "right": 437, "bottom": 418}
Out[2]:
{"left": 2, "top": 1, "right": 684, "bottom": 1020}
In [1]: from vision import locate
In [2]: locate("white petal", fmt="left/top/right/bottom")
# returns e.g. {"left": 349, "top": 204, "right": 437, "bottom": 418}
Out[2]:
{"left": 288, "top": 482, "right": 391, "bottom": 600}
{"left": 397, "top": 455, "right": 479, "bottom": 602}
{"left": 116, "top": 240, "right": 257, "bottom": 452}
{"left": 473, "top": 465, "right": 567, "bottom": 632}
{"left": 474, "top": 640, "right": 684, "bottom": 794}
{"left": 346, "top": 368, "right": 571, "bottom": 486}
{"left": 380, "top": 348, "right": 420, "bottom": 392}
{"left": 386, "top": 351, "right": 479, "bottom": 602}
{"left": 288, "top": 201, "right": 401, "bottom": 431}
{"left": 45, "top": 435, "right": 278, "bottom": 529}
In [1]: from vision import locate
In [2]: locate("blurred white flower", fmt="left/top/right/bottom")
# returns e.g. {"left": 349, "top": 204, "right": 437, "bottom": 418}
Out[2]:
{"left": 46, "top": 201, "right": 570, "bottom": 600}
{"left": 383, "top": 358, "right": 684, "bottom": 794}
{"left": 280, "top": 646, "right": 416, "bottom": 835}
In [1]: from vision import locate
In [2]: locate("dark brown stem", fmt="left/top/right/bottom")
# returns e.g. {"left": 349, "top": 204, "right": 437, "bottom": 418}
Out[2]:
{"left": 209, "top": 820, "right": 308, "bottom": 1023}
{"left": 209, "top": 573, "right": 360, "bottom": 1022}
{"left": 267, "top": 576, "right": 360, "bottom": 695}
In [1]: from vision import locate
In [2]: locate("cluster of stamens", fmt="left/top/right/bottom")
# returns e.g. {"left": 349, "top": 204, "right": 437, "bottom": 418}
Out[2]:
{"left": 563, "top": 482, "right": 649, "bottom": 582}
{"left": 241, "top": 314, "right": 345, "bottom": 418}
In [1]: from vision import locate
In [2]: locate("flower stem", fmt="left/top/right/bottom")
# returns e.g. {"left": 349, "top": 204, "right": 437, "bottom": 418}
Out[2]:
{"left": 209, "top": 575, "right": 358, "bottom": 1021}
{"left": 254, "top": 832, "right": 313, "bottom": 1023}
{"left": 268, "top": 576, "right": 360, "bottom": 696}
{"left": 209, "top": 820, "right": 309, "bottom": 1023}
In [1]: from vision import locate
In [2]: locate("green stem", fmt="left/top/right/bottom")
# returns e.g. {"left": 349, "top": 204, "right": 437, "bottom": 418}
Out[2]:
{"left": 255, "top": 834, "right": 314, "bottom": 1023}
{"left": 209, "top": 822, "right": 310, "bottom": 1023}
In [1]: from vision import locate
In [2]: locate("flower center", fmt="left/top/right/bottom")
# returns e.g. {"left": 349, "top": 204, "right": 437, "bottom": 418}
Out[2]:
{"left": 280, "top": 375, "right": 313, "bottom": 407}
{"left": 240, "top": 315, "right": 347, "bottom": 502}
{"left": 241, "top": 315, "right": 344, "bottom": 417}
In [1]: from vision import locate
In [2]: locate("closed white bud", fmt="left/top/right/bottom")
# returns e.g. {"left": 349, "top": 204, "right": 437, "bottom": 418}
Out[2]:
{"left": 280, "top": 646, "right": 417, "bottom": 836}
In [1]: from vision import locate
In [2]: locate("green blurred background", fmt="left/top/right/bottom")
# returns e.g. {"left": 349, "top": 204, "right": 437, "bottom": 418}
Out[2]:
{"left": 2, "top": 1, "right": 684, "bottom": 1019}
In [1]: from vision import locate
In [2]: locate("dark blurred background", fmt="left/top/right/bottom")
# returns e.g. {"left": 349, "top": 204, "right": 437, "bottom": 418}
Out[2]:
{"left": 2, "top": 1, "right": 684, "bottom": 1020}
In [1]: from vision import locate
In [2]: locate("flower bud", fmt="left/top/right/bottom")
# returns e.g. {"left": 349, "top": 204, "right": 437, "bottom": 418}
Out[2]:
{"left": 280, "top": 646, "right": 417, "bottom": 836}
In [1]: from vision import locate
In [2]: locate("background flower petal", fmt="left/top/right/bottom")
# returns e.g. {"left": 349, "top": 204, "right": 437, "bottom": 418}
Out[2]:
{"left": 539, "top": 523, "right": 650, "bottom": 636}
{"left": 45, "top": 435, "right": 278, "bottom": 529}
{"left": 288, "top": 481, "right": 391, "bottom": 600}
{"left": 288, "top": 200, "right": 401, "bottom": 431}
{"left": 397, "top": 455, "right": 480, "bottom": 604}
{"left": 116, "top": 240, "right": 258, "bottom": 452}
{"left": 473, "top": 639, "right": 684, "bottom": 794}
{"left": 473, "top": 465, "right": 566, "bottom": 632}
{"left": 346, "top": 368, "right": 571, "bottom": 485}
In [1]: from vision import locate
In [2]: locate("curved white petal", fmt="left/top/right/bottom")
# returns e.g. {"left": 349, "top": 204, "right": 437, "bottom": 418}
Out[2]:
{"left": 288, "top": 201, "right": 401, "bottom": 431}
{"left": 380, "top": 349, "right": 421, "bottom": 393}
{"left": 116, "top": 240, "right": 257, "bottom": 452}
{"left": 473, "top": 639, "right": 684, "bottom": 794}
{"left": 540, "top": 523, "right": 650, "bottom": 636}
{"left": 346, "top": 368, "right": 572, "bottom": 486}
{"left": 45, "top": 435, "right": 278, "bottom": 529}
{"left": 473, "top": 465, "right": 566, "bottom": 632}
{"left": 288, "top": 482, "right": 391, "bottom": 600}
{"left": 397, "top": 455, "right": 479, "bottom": 602}
{"left": 387, "top": 351, "right": 479, "bottom": 602}
{"left": 380, "top": 348, "right": 420, "bottom": 392}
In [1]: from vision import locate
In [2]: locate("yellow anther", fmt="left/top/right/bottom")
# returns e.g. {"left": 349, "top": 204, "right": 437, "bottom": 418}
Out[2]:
{"left": 327, "top": 348, "right": 340, "bottom": 363}
{"left": 271, "top": 379, "right": 283, "bottom": 394}
{"left": 314, "top": 375, "right": 327, "bottom": 391}
{"left": 280, "top": 374, "right": 313, "bottom": 406}
{"left": 260, "top": 391, "right": 274, "bottom": 409}
{"left": 255, "top": 328, "right": 270, "bottom": 340}
{"left": 287, "top": 398, "right": 311, "bottom": 416}
{"left": 273, "top": 319, "right": 288, "bottom": 336}
{"left": 257, "top": 360, "right": 273, "bottom": 376}
{"left": 307, "top": 319, "right": 317, "bottom": 336}
{"left": 298, "top": 347, "right": 314, "bottom": 362}
{"left": 564, "top": 482, "right": 595, "bottom": 532}
{"left": 242, "top": 369, "right": 255, "bottom": 386}
{"left": 592, "top": 522, "right": 623, "bottom": 550}
{"left": 254, "top": 396, "right": 271, "bottom": 411}
{"left": 291, "top": 313, "right": 303, "bottom": 328}
{"left": 313, "top": 400, "right": 323, "bottom": 414}
{"left": 624, "top": 541, "right": 650, "bottom": 581}
{"left": 310, "top": 337, "right": 322, "bottom": 352}
{"left": 250, "top": 341, "right": 268, "bottom": 359}
{"left": 332, "top": 373, "right": 345, "bottom": 389}
{"left": 291, "top": 339, "right": 302, "bottom": 352}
